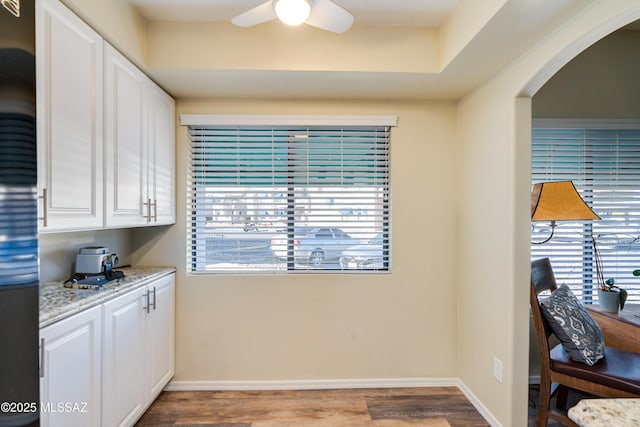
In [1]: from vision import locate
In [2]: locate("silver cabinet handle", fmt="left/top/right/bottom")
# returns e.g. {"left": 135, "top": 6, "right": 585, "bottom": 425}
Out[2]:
{"left": 40, "top": 337, "right": 45, "bottom": 378}
{"left": 153, "top": 199, "right": 158, "bottom": 222}
{"left": 143, "top": 198, "right": 152, "bottom": 223}
{"left": 143, "top": 290, "right": 150, "bottom": 314}
{"left": 38, "top": 188, "right": 48, "bottom": 227}
{"left": 151, "top": 286, "right": 157, "bottom": 310}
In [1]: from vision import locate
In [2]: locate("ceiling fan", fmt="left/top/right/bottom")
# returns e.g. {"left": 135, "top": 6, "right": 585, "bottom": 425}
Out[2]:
{"left": 232, "top": 0, "right": 354, "bottom": 34}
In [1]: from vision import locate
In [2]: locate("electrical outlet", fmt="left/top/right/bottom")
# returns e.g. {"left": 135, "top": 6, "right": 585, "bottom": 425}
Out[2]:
{"left": 493, "top": 357, "right": 503, "bottom": 383}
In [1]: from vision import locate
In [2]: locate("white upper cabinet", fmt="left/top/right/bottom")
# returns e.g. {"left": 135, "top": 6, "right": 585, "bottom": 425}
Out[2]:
{"left": 37, "top": 0, "right": 175, "bottom": 232}
{"left": 105, "top": 44, "right": 176, "bottom": 228}
{"left": 36, "top": 0, "right": 104, "bottom": 232}
{"left": 145, "top": 82, "right": 176, "bottom": 226}
{"left": 104, "top": 44, "right": 147, "bottom": 227}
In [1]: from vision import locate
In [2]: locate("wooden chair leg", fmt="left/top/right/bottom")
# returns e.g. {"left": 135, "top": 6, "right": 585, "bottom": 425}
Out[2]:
{"left": 536, "top": 380, "right": 551, "bottom": 427}
{"left": 556, "top": 385, "right": 569, "bottom": 410}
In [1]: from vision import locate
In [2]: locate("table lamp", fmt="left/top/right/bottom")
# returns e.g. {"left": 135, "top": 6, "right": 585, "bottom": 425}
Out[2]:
{"left": 531, "top": 180, "right": 600, "bottom": 244}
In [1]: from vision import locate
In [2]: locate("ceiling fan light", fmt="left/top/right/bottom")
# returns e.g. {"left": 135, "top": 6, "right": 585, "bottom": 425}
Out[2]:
{"left": 274, "top": 0, "right": 311, "bottom": 26}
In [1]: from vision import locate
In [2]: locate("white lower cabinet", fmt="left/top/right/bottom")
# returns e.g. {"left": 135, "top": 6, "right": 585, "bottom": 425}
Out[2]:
{"left": 40, "top": 273, "right": 175, "bottom": 427}
{"left": 102, "top": 274, "right": 175, "bottom": 426}
{"left": 145, "top": 274, "right": 175, "bottom": 399}
{"left": 101, "top": 286, "right": 147, "bottom": 427}
{"left": 40, "top": 305, "right": 102, "bottom": 427}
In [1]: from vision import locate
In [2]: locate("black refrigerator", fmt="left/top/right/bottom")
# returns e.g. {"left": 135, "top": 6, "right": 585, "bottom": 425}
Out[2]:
{"left": 0, "top": 1, "right": 40, "bottom": 426}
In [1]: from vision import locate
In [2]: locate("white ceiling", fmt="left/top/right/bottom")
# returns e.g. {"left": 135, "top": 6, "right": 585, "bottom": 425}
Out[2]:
{"left": 127, "top": 0, "right": 459, "bottom": 27}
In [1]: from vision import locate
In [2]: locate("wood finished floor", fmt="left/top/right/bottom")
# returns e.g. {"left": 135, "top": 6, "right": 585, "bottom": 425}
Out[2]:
{"left": 135, "top": 387, "right": 490, "bottom": 427}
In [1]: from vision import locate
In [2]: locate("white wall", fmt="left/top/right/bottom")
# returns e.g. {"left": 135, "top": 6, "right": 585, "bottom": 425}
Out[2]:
{"left": 132, "top": 98, "right": 459, "bottom": 383}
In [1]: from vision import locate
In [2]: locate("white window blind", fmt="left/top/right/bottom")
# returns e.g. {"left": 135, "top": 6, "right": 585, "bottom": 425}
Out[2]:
{"left": 188, "top": 125, "right": 391, "bottom": 273}
{"left": 532, "top": 124, "right": 640, "bottom": 303}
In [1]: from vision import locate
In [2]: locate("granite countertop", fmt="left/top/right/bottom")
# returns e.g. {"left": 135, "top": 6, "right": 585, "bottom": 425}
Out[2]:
{"left": 40, "top": 266, "right": 176, "bottom": 328}
{"left": 568, "top": 398, "right": 640, "bottom": 426}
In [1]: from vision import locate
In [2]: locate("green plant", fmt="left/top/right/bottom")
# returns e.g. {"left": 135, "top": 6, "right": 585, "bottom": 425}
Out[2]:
{"left": 602, "top": 278, "right": 628, "bottom": 310}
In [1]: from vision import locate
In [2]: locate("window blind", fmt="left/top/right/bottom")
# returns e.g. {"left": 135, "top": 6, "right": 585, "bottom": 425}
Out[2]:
{"left": 188, "top": 125, "right": 390, "bottom": 273}
{"left": 532, "top": 125, "right": 640, "bottom": 303}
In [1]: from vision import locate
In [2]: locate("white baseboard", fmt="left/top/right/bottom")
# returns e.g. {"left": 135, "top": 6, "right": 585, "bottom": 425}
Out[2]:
{"left": 456, "top": 379, "right": 502, "bottom": 427}
{"left": 165, "top": 377, "right": 459, "bottom": 391}
{"left": 165, "top": 377, "right": 501, "bottom": 426}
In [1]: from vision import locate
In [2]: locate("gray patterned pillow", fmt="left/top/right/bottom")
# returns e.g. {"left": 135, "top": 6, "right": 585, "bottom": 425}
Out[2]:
{"left": 540, "top": 284, "right": 605, "bottom": 366}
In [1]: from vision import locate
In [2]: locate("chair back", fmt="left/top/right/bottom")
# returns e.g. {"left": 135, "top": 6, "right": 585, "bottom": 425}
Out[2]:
{"left": 530, "top": 258, "right": 559, "bottom": 376}
{"left": 531, "top": 257, "right": 558, "bottom": 296}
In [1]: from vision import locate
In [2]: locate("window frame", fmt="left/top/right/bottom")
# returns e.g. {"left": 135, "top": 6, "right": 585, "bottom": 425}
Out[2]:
{"left": 184, "top": 114, "right": 397, "bottom": 275}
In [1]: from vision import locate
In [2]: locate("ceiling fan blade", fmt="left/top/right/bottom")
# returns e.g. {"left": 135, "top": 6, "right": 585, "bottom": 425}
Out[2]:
{"left": 231, "top": 1, "right": 277, "bottom": 28}
{"left": 306, "top": 0, "right": 353, "bottom": 33}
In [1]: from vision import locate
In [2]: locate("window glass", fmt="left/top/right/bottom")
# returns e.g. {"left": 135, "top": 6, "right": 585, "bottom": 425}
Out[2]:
{"left": 532, "top": 125, "right": 640, "bottom": 302}
{"left": 189, "top": 125, "right": 391, "bottom": 273}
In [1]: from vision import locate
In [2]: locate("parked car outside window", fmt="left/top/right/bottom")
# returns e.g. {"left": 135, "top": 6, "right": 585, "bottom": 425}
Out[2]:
{"left": 339, "top": 233, "right": 385, "bottom": 270}
{"left": 271, "top": 227, "right": 356, "bottom": 266}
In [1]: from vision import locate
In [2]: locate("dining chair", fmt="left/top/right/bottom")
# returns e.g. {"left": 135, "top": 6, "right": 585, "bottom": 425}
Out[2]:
{"left": 530, "top": 257, "right": 640, "bottom": 426}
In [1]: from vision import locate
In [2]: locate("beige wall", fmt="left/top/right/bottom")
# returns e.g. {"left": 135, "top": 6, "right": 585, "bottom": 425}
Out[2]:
{"left": 457, "top": 84, "right": 531, "bottom": 426}
{"left": 60, "top": 0, "right": 146, "bottom": 66}
{"left": 39, "top": 229, "right": 132, "bottom": 284}
{"left": 132, "top": 98, "right": 459, "bottom": 382}
{"left": 146, "top": 22, "right": 440, "bottom": 74}
{"left": 440, "top": 0, "right": 507, "bottom": 69}
{"left": 533, "top": 29, "right": 640, "bottom": 118}
{"left": 457, "top": 2, "right": 640, "bottom": 426}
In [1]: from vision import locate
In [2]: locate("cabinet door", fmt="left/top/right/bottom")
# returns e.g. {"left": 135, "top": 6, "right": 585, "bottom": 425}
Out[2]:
{"left": 40, "top": 305, "right": 101, "bottom": 427}
{"left": 145, "top": 82, "right": 175, "bottom": 225}
{"left": 36, "top": 0, "right": 104, "bottom": 232}
{"left": 146, "top": 274, "right": 175, "bottom": 399}
{"left": 102, "top": 286, "right": 147, "bottom": 427}
{"left": 104, "top": 43, "right": 146, "bottom": 228}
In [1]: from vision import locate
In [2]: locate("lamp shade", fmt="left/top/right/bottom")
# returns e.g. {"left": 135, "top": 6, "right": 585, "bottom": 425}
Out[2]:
{"left": 531, "top": 181, "right": 600, "bottom": 222}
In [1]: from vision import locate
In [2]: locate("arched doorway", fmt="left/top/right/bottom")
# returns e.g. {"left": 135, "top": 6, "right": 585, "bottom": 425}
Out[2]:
{"left": 518, "top": 5, "right": 640, "bottom": 426}
{"left": 456, "top": 4, "right": 640, "bottom": 426}
{"left": 527, "top": 16, "right": 640, "bottom": 424}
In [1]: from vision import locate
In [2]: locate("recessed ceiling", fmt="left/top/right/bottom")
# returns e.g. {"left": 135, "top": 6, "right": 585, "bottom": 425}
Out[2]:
{"left": 118, "top": 0, "right": 612, "bottom": 101}
{"left": 127, "top": 0, "right": 459, "bottom": 27}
